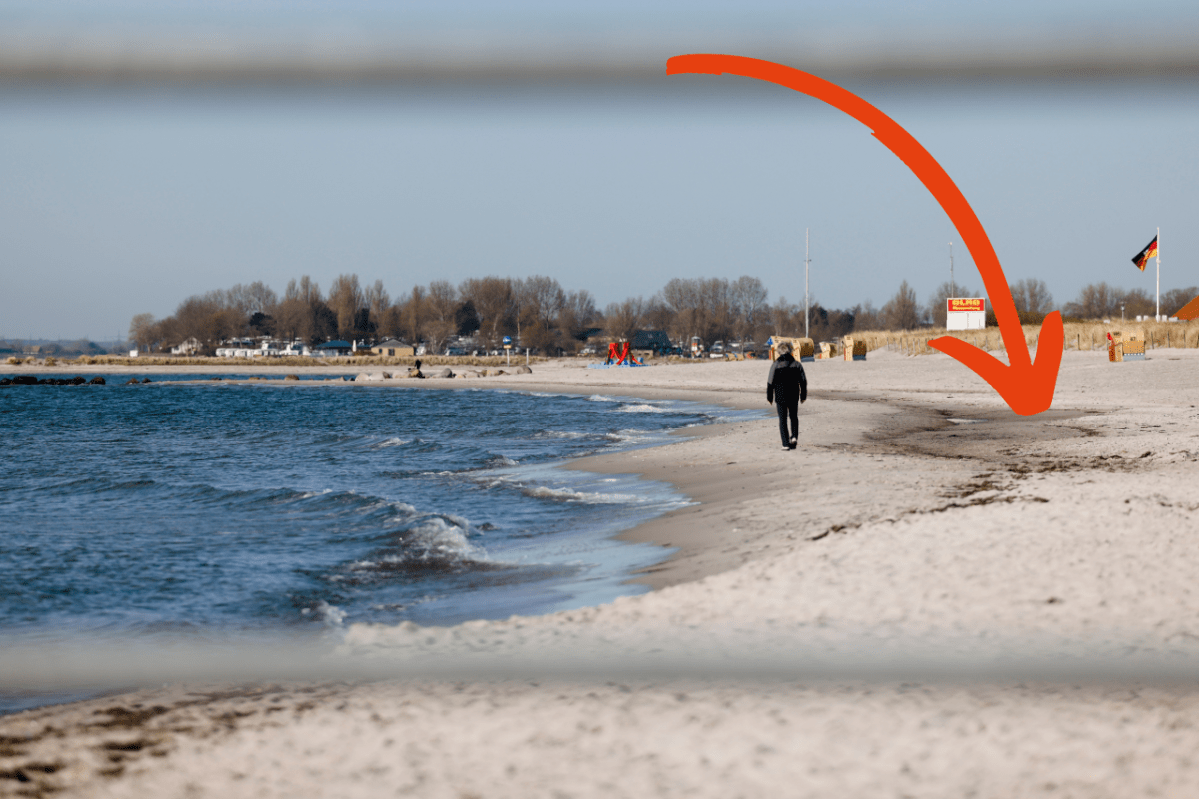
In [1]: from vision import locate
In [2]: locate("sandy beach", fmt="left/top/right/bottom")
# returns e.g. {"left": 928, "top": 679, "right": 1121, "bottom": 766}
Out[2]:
{"left": 4, "top": 348, "right": 1199, "bottom": 797}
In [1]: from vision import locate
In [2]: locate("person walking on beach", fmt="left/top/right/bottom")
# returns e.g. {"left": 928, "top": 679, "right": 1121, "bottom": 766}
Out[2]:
{"left": 767, "top": 341, "right": 807, "bottom": 450}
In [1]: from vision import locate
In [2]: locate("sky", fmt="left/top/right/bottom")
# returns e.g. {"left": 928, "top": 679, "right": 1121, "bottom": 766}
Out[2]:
{"left": 2, "top": 1, "right": 1199, "bottom": 341}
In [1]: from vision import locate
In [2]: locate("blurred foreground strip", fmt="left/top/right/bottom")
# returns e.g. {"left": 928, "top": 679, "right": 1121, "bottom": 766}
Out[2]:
{"left": 2, "top": 638, "right": 1199, "bottom": 689}
{"left": 3, "top": 29, "right": 1199, "bottom": 85}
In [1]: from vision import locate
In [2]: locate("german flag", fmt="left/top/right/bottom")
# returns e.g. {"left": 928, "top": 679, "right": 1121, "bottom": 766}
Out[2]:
{"left": 1132, "top": 235, "right": 1158, "bottom": 271}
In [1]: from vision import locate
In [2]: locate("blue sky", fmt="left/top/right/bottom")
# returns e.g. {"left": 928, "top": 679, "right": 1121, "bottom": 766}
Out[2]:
{"left": 2, "top": 1, "right": 1198, "bottom": 340}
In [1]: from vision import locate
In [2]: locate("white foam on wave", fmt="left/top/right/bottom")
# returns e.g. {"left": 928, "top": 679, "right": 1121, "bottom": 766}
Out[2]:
{"left": 373, "top": 437, "right": 411, "bottom": 449}
{"left": 587, "top": 394, "right": 620, "bottom": 402}
{"left": 535, "top": 430, "right": 588, "bottom": 439}
{"left": 604, "top": 428, "right": 654, "bottom": 442}
{"left": 521, "top": 484, "right": 643, "bottom": 504}
{"left": 301, "top": 600, "right": 347, "bottom": 628}
{"left": 388, "top": 501, "right": 417, "bottom": 517}
{"left": 296, "top": 488, "right": 334, "bottom": 499}
{"left": 617, "top": 403, "right": 670, "bottom": 413}
{"left": 406, "top": 516, "right": 481, "bottom": 561}
{"left": 372, "top": 514, "right": 487, "bottom": 566}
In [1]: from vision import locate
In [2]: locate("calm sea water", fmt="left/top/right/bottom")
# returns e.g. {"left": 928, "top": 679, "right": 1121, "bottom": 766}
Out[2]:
{"left": 0, "top": 378, "right": 760, "bottom": 653}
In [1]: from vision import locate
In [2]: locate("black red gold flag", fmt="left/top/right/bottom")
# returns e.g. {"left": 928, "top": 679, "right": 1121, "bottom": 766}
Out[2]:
{"left": 1132, "top": 236, "right": 1159, "bottom": 271}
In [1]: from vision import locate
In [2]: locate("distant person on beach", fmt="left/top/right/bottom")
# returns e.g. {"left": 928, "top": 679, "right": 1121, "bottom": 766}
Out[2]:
{"left": 767, "top": 341, "right": 807, "bottom": 451}
{"left": 409, "top": 359, "right": 424, "bottom": 379}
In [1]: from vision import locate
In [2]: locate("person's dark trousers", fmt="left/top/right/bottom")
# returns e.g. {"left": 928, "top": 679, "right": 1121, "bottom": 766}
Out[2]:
{"left": 776, "top": 400, "right": 799, "bottom": 448}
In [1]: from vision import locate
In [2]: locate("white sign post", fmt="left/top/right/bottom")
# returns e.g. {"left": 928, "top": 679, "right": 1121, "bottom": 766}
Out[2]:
{"left": 947, "top": 298, "right": 986, "bottom": 331}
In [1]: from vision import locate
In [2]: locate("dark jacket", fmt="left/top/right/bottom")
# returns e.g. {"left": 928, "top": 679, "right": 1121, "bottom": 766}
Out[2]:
{"left": 767, "top": 353, "right": 807, "bottom": 405}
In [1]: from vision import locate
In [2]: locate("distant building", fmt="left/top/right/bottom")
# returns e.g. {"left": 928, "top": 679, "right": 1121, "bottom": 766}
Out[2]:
{"left": 631, "top": 330, "right": 672, "bottom": 353}
{"left": 1174, "top": 295, "right": 1199, "bottom": 321}
{"left": 314, "top": 340, "right": 353, "bottom": 357}
{"left": 372, "top": 338, "right": 410, "bottom": 357}
{"left": 171, "top": 337, "right": 203, "bottom": 356}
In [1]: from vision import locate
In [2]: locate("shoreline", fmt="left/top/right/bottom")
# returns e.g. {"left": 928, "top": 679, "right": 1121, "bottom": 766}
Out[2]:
{"left": 8, "top": 352, "right": 1199, "bottom": 795}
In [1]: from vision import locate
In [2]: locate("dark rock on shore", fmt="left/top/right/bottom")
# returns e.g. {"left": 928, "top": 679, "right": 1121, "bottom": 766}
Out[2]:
{"left": 2, "top": 374, "right": 102, "bottom": 386}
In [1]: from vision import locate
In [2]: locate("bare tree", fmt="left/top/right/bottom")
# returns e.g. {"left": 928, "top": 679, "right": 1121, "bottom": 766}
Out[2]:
{"left": 661, "top": 277, "right": 705, "bottom": 344}
{"left": 799, "top": 297, "right": 857, "bottom": 342}
{"left": 518, "top": 275, "right": 566, "bottom": 351}
{"left": 1010, "top": 278, "right": 1054, "bottom": 317}
{"left": 640, "top": 296, "right": 674, "bottom": 337}
{"left": 1116, "top": 288, "right": 1155, "bottom": 319}
{"left": 327, "top": 274, "right": 365, "bottom": 341}
{"left": 365, "top": 279, "right": 390, "bottom": 334}
{"left": 557, "top": 289, "right": 599, "bottom": 349}
{"left": 376, "top": 302, "right": 405, "bottom": 340}
{"left": 150, "top": 316, "right": 181, "bottom": 352}
{"left": 770, "top": 297, "right": 801, "bottom": 337}
{"left": 285, "top": 275, "right": 322, "bottom": 305}
{"left": 851, "top": 300, "right": 881, "bottom": 332}
{"left": 426, "top": 280, "right": 459, "bottom": 328}
{"left": 1061, "top": 282, "right": 1119, "bottom": 319}
{"left": 402, "top": 285, "right": 426, "bottom": 344}
{"left": 274, "top": 298, "right": 311, "bottom": 343}
{"left": 604, "top": 297, "right": 645, "bottom": 344}
{"left": 226, "top": 281, "right": 278, "bottom": 316}
{"left": 460, "top": 277, "right": 515, "bottom": 346}
{"left": 423, "top": 318, "right": 455, "bottom": 353}
{"left": 881, "top": 281, "right": 922, "bottom": 330}
{"left": 699, "top": 278, "right": 734, "bottom": 344}
{"left": 128, "top": 313, "right": 157, "bottom": 352}
{"left": 730, "top": 275, "right": 769, "bottom": 342}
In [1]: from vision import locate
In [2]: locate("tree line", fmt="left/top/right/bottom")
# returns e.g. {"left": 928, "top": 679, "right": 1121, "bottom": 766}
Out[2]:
{"left": 128, "top": 274, "right": 1199, "bottom": 355}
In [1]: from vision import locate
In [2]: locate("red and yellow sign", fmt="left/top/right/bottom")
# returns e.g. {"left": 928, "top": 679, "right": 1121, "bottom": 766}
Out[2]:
{"left": 947, "top": 298, "right": 985, "bottom": 313}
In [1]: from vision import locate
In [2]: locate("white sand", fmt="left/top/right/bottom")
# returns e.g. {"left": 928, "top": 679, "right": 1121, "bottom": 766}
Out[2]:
{"left": 4, "top": 349, "right": 1199, "bottom": 797}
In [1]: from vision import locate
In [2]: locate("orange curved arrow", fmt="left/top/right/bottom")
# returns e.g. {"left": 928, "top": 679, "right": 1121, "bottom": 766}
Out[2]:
{"left": 667, "top": 53, "right": 1063, "bottom": 416}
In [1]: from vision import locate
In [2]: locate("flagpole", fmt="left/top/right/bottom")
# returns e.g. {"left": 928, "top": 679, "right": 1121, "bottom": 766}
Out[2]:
{"left": 1156, "top": 226, "right": 1161, "bottom": 321}
{"left": 804, "top": 228, "right": 810, "bottom": 340}
{"left": 949, "top": 242, "right": 955, "bottom": 298}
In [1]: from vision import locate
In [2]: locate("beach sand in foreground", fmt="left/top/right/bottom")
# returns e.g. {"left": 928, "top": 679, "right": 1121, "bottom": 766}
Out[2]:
{"left": 4, "top": 350, "right": 1199, "bottom": 797}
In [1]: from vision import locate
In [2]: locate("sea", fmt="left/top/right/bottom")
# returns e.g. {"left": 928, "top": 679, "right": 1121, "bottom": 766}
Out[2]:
{"left": 0, "top": 376, "right": 763, "bottom": 714}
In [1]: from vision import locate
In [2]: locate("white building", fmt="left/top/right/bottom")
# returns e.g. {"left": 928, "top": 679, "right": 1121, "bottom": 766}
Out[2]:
{"left": 170, "top": 337, "right": 203, "bottom": 355}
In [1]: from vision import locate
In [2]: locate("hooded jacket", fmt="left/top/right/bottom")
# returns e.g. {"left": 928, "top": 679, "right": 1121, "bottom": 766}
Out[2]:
{"left": 767, "top": 353, "right": 807, "bottom": 406}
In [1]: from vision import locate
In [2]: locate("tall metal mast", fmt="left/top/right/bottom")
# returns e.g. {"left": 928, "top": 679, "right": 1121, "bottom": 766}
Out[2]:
{"left": 1156, "top": 226, "right": 1161, "bottom": 321}
{"left": 804, "top": 228, "right": 810, "bottom": 339}
{"left": 949, "top": 241, "right": 955, "bottom": 298}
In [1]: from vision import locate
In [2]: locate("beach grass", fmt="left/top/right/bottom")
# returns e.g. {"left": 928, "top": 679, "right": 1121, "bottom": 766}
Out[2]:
{"left": 51, "top": 354, "right": 552, "bottom": 368}
{"left": 848, "top": 319, "right": 1199, "bottom": 356}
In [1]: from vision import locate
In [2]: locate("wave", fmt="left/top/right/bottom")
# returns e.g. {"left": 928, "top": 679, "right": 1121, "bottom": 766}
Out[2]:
{"left": 487, "top": 454, "right": 519, "bottom": 467}
{"left": 372, "top": 437, "right": 411, "bottom": 449}
{"left": 345, "top": 514, "right": 494, "bottom": 575}
{"left": 603, "top": 428, "right": 654, "bottom": 443}
{"left": 300, "top": 600, "right": 347, "bottom": 628}
{"left": 519, "top": 484, "right": 644, "bottom": 504}
{"left": 616, "top": 403, "right": 671, "bottom": 414}
{"left": 533, "top": 430, "right": 589, "bottom": 439}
